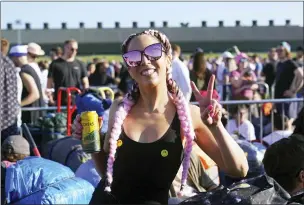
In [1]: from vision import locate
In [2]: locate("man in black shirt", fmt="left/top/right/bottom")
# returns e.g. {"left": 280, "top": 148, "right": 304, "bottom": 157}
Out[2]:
{"left": 261, "top": 47, "right": 278, "bottom": 96}
{"left": 47, "top": 39, "right": 89, "bottom": 105}
{"left": 274, "top": 42, "right": 303, "bottom": 119}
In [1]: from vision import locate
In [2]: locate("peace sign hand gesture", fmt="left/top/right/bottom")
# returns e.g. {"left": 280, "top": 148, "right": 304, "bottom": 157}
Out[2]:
{"left": 191, "top": 75, "right": 222, "bottom": 126}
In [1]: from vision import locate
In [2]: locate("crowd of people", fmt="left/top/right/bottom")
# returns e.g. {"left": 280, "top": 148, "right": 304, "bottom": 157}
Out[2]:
{"left": 0, "top": 29, "right": 303, "bottom": 204}
{"left": 1, "top": 36, "right": 303, "bottom": 143}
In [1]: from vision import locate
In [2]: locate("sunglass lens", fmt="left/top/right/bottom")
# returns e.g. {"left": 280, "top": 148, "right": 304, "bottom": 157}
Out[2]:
{"left": 145, "top": 43, "right": 162, "bottom": 60}
{"left": 123, "top": 51, "right": 141, "bottom": 67}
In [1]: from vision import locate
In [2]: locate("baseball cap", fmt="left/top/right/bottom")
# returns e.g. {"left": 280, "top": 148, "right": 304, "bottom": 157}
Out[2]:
{"left": 278, "top": 41, "right": 291, "bottom": 52}
{"left": 222, "top": 51, "right": 234, "bottom": 59}
{"left": 28, "top": 42, "right": 45, "bottom": 56}
{"left": 2, "top": 135, "right": 30, "bottom": 155}
{"left": 9, "top": 45, "right": 28, "bottom": 57}
{"left": 235, "top": 52, "right": 249, "bottom": 64}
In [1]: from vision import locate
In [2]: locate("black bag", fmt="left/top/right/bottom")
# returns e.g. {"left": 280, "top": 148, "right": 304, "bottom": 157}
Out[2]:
{"left": 179, "top": 175, "right": 291, "bottom": 205}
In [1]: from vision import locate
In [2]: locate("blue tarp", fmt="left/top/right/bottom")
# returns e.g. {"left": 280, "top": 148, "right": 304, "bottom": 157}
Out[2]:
{"left": 5, "top": 157, "right": 94, "bottom": 204}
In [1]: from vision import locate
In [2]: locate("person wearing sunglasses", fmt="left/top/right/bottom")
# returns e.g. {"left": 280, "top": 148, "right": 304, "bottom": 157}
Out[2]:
{"left": 263, "top": 134, "right": 304, "bottom": 203}
{"left": 72, "top": 29, "right": 248, "bottom": 204}
{"left": 47, "top": 39, "right": 89, "bottom": 106}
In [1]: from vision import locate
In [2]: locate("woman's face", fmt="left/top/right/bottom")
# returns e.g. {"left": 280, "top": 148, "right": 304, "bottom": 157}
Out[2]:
{"left": 124, "top": 34, "right": 169, "bottom": 88}
{"left": 238, "top": 60, "right": 248, "bottom": 71}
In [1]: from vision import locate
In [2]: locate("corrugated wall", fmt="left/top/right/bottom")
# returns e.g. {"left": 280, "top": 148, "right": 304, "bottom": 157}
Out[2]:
{"left": 2, "top": 26, "right": 303, "bottom": 54}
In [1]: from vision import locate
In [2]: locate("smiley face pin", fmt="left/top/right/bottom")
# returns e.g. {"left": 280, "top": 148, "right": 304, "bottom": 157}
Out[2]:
{"left": 161, "top": 149, "right": 168, "bottom": 157}
{"left": 117, "top": 140, "right": 123, "bottom": 147}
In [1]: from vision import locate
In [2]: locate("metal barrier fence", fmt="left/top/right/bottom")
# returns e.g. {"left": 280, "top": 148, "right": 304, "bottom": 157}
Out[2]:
{"left": 22, "top": 97, "right": 303, "bottom": 143}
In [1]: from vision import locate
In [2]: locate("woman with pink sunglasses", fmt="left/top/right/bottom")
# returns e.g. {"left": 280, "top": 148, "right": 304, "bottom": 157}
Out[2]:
{"left": 72, "top": 29, "right": 248, "bottom": 204}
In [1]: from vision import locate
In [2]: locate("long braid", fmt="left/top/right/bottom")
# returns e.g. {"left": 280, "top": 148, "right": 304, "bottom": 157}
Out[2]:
{"left": 104, "top": 29, "right": 195, "bottom": 195}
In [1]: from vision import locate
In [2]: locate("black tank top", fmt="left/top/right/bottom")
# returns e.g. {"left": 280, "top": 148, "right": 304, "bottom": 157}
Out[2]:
{"left": 90, "top": 112, "right": 183, "bottom": 204}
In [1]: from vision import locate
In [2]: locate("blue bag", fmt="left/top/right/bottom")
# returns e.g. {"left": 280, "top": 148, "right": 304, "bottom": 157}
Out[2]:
{"left": 5, "top": 157, "right": 94, "bottom": 204}
{"left": 75, "top": 159, "right": 101, "bottom": 188}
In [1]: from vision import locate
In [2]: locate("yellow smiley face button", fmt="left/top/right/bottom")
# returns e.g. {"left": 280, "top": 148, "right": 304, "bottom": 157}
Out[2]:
{"left": 117, "top": 140, "right": 123, "bottom": 147}
{"left": 161, "top": 149, "right": 168, "bottom": 157}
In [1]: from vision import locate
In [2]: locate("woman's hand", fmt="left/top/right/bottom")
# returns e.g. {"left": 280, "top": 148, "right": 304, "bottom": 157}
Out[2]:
{"left": 72, "top": 115, "right": 82, "bottom": 139}
{"left": 71, "top": 114, "right": 103, "bottom": 139}
{"left": 191, "top": 75, "right": 222, "bottom": 126}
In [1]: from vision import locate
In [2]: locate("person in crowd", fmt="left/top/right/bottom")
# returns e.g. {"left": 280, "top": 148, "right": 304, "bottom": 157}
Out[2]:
{"left": 73, "top": 29, "right": 248, "bottom": 205}
{"left": 261, "top": 47, "right": 278, "bottom": 96}
{"left": 263, "top": 134, "right": 304, "bottom": 203}
{"left": 27, "top": 42, "right": 44, "bottom": 81}
{"left": 49, "top": 46, "right": 63, "bottom": 61}
{"left": 9, "top": 45, "right": 45, "bottom": 125}
{"left": 187, "top": 48, "right": 204, "bottom": 71}
{"left": 27, "top": 42, "right": 47, "bottom": 103}
{"left": 190, "top": 51, "right": 214, "bottom": 101}
{"left": 262, "top": 112, "right": 293, "bottom": 146}
{"left": 230, "top": 56, "right": 259, "bottom": 101}
{"left": 1, "top": 38, "right": 10, "bottom": 56}
{"left": 117, "top": 63, "right": 134, "bottom": 94}
{"left": 274, "top": 42, "right": 303, "bottom": 119}
{"left": 93, "top": 57, "right": 101, "bottom": 64}
{"left": 217, "top": 51, "right": 237, "bottom": 101}
{"left": 89, "top": 62, "right": 115, "bottom": 86}
{"left": 171, "top": 44, "right": 191, "bottom": 102}
{"left": 87, "top": 62, "right": 96, "bottom": 77}
{"left": 0, "top": 52, "right": 21, "bottom": 142}
{"left": 251, "top": 54, "right": 263, "bottom": 79}
{"left": 294, "top": 46, "right": 304, "bottom": 67}
{"left": 38, "top": 60, "right": 51, "bottom": 105}
{"left": 1, "top": 135, "right": 31, "bottom": 204}
{"left": 104, "top": 60, "right": 115, "bottom": 79}
{"left": 170, "top": 147, "right": 218, "bottom": 201}
{"left": 226, "top": 104, "right": 256, "bottom": 141}
{"left": 47, "top": 39, "right": 89, "bottom": 105}
{"left": 293, "top": 107, "right": 304, "bottom": 136}
{"left": 1, "top": 135, "right": 30, "bottom": 167}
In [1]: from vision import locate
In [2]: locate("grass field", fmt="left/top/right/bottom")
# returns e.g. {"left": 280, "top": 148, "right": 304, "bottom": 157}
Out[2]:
{"left": 38, "top": 52, "right": 296, "bottom": 63}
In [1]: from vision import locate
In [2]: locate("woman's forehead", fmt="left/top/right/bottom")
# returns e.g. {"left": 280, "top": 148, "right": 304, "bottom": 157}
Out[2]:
{"left": 127, "top": 34, "right": 160, "bottom": 51}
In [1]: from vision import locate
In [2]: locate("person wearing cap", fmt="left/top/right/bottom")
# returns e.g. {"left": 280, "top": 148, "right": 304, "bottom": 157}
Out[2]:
{"left": 1, "top": 135, "right": 30, "bottom": 204}
{"left": 263, "top": 134, "right": 304, "bottom": 203}
{"left": 9, "top": 45, "right": 45, "bottom": 124}
{"left": 217, "top": 51, "right": 237, "bottom": 100}
{"left": 27, "top": 42, "right": 44, "bottom": 82}
{"left": 274, "top": 41, "right": 303, "bottom": 119}
{"left": 27, "top": 42, "right": 48, "bottom": 105}
{"left": 1, "top": 135, "right": 30, "bottom": 166}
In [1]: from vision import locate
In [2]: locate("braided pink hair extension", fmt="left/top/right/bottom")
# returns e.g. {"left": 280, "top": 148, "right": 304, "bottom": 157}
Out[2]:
{"left": 104, "top": 84, "right": 137, "bottom": 192}
{"left": 166, "top": 67, "right": 196, "bottom": 197}
{"left": 104, "top": 29, "right": 196, "bottom": 195}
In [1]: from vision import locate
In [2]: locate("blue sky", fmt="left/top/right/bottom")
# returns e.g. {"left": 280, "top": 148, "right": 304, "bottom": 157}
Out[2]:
{"left": 1, "top": 2, "right": 303, "bottom": 29}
